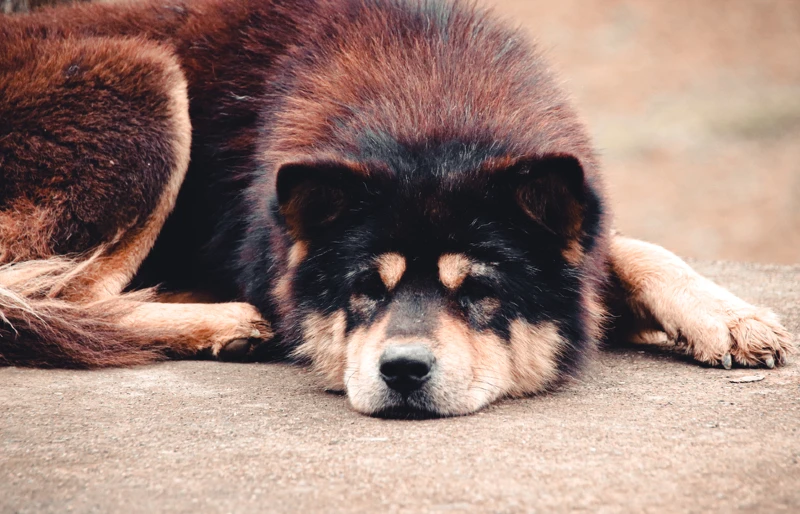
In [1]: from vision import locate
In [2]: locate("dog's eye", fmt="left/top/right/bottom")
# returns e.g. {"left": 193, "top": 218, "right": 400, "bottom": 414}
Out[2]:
{"left": 352, "top": 271, "right": 387, "bottom": 299}
{"left": 457, "top": 277, "right": 494, "bottom": 303}
{"left": 457, "top": 278, "right": 501, "bottom": 325}
{"left": 349, "top": 294, "right": 380, "bottom": 319}
{"left": 349, "top": 272, "right": 387, "bottom": 320}
{"left": 469, "top": 298, "right": 501, "bottom": 325}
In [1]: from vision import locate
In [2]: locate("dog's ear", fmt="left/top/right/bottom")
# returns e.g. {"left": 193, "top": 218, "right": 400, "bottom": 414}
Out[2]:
{"left": 276, "top": 161, "right": 366, "bottom": 238}
{"left": 495, "top": 154, "right": 593, "bottom": 241}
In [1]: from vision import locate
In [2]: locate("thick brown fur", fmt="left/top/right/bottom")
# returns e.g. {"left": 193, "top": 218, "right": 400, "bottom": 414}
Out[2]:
{"left": 0, "top": 10, "right": 271, "bottom": 366}
{"left": 0, "top": 0, "right": 792, "bottom": 416}
{"left": 0, "top": 31, "right": 192, "bottom": 366}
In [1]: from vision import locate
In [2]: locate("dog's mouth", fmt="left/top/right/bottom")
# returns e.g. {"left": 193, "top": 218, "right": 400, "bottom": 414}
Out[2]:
{"left": 365, "top": 386, "right": 458, "bottom": 419}
{"left": 369, "top": 402, "right": 444, "bottom": 420}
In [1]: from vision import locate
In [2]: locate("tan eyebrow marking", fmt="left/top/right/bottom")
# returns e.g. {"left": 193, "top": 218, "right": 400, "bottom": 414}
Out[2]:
{"left": 438, "top": 253, "right": 472, "bottom": 290}
{"left": 376, "top": 252, "right": 406, "bottom": 290}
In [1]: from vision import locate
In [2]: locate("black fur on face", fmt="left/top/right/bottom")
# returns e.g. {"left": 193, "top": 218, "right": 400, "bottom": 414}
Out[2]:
{"left": 288, "top": 146, "right": 596, "bottom": 318}
{"left": 251, "top": 137, "right": 604, "bottom": 415}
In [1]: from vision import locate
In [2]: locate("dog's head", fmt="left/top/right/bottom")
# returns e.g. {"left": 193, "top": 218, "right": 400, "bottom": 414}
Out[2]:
{"left": 243, "top": 0, "right": 609, "bottom": 416}
{"left": 268, "top": 150, "right": 606, "bottom": 417}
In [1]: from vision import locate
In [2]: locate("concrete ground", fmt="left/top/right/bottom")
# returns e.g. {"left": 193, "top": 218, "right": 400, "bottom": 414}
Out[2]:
{"left": 1, "top": 261, "right": 798, "bottom": 513}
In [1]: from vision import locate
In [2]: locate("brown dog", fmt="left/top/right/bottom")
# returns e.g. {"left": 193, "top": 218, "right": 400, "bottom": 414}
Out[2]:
{"left": 0, "top": 0, "right": 792, "bottom": 416}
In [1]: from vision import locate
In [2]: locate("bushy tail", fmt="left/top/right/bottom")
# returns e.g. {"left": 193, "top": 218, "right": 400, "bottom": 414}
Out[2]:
{"left": 0, "top": 257, "right": 169, "bottom": 368}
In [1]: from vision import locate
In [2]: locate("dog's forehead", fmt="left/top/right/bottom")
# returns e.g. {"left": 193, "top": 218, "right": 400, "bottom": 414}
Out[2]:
{"left": 361, "top": 177, "right": 498, "bottom": 255}
{"left": 358, "top": 132, "right": 505, "bottom": 178}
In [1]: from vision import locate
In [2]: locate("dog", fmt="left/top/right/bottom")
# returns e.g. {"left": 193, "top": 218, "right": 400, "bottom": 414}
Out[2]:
{"left": 0, "top": 0, "right": 793, "bottom": 417}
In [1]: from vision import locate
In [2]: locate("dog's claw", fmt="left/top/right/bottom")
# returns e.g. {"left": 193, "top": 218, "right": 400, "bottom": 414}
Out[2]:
{"left": 722, "top": 353, "right": 732, "bottom": 370}
{"left": 764, "top": 356, "right": 775, "bottom": 369}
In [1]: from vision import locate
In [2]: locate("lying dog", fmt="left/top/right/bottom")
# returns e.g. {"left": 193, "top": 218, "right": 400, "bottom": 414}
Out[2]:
{"left": 0, "top": 0, "right": 792, "bottom": 417}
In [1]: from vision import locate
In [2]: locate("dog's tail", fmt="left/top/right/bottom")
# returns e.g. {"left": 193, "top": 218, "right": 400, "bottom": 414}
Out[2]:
{"left": 0, "top": 257, "right": 169, "bottom": 368}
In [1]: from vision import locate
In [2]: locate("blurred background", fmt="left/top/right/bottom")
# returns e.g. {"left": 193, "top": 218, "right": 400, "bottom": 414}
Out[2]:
{"left": 6, "top": 0, "right": 800, "bottom": 264}
{"left": 488, "top": 0, "right": 800, "bottom": 264}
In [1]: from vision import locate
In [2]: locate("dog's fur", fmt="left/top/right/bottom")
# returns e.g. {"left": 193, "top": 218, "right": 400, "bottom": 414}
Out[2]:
{"left": 0, "top": 0, "right": 793, "bottom": 416}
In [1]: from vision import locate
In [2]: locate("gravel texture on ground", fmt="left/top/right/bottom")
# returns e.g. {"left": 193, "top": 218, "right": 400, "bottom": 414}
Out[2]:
{"left": 1, "top": 261, "right": 798, "bottom": 513}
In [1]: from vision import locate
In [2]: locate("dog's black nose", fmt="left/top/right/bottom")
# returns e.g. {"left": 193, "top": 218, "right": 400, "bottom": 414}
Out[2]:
{"left": 379, "top": 345, "right": 435, "bottom": 395}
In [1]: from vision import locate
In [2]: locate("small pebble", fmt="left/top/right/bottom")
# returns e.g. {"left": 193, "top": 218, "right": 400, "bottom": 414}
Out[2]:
{"left": 730, "top": 375, "right": 765, "bottom": 384}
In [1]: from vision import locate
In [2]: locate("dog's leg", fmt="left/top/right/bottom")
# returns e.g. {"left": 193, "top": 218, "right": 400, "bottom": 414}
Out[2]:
{"left": 114, "top": 300, "right": 271, "bottom": 358}
{"left": 608, "top": 233, "right": 794, "bottom": 368}
{"left": 0, "top": 34, "right": 192, "bottom": 295}
{"left": 0, "top": 35, "right": 272, "bottom": 367}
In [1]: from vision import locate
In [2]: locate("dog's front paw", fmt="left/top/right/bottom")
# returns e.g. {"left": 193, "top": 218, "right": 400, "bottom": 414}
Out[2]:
{"left": 724, "top": 309, "right": 794, "bottom": 368}
{"left": 610, "top": 235, "right": 796, "bottom": 369}
{"left": 208, "top": 303, "right": 273, "bottom": 360}
{"left": 664, "top": 296, "right": 793, "bottom": 369}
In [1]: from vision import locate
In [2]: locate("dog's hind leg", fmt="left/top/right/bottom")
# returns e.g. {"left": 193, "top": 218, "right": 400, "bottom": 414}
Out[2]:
{"left": 0, "top": 35, "right": 270, "bottom": 367}
{"left": 606, "top": 232, "right": 794, "bottom": 368}
{"left": 0, "top": 35, "right": 192, "bottom": 302}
